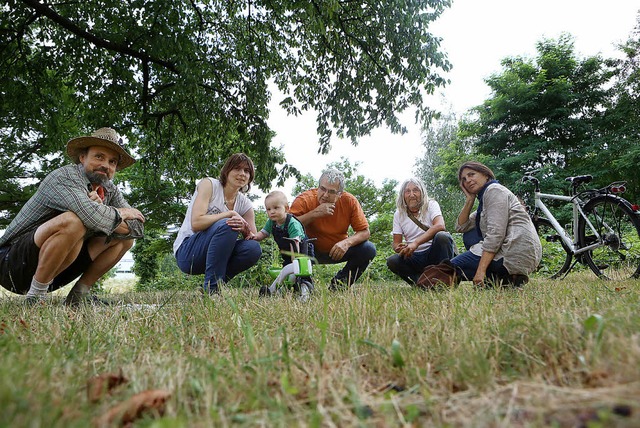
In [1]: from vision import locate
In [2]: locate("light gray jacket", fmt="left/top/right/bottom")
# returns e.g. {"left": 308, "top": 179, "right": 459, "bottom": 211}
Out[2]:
{"left": 456, "top": 183, "right": 542, "bottom": 275}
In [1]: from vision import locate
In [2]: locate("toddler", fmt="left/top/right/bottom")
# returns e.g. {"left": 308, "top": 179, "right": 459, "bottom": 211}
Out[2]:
{"left": 249, "top": 191, "right": 314, "bottom": 298}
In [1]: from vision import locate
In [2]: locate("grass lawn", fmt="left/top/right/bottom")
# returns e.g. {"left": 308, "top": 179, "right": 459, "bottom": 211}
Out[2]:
{"left": 0, "top": 273, "right": 638, "bottom": 427}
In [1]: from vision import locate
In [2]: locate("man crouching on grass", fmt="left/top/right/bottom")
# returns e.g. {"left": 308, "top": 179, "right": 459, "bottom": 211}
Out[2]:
{"left": 0, "top": 127, "right": 145, "bottom": 306}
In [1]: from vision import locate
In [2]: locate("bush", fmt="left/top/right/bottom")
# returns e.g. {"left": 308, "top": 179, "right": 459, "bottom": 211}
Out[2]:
{"left": 134, "top": 253, "right": 201, "bottom": 292}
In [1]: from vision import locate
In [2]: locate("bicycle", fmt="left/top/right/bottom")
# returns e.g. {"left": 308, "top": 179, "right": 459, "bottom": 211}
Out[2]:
{"left": 520, "top": 172, "right": 640, "bottom": 280}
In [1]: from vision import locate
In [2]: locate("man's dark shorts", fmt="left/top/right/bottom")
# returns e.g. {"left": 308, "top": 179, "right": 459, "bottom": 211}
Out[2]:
{"left": 0, "top": 230, "right": 92, "bottom": 295}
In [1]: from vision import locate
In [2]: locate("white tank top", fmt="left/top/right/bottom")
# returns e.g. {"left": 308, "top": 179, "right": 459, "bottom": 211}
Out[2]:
{"left": 173, "top": 177, "right": 252, "bottom": 254}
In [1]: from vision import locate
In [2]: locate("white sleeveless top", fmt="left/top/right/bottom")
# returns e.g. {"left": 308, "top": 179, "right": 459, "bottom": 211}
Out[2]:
{"left": 173, "top": 177, "right": 253, "bottom": 254}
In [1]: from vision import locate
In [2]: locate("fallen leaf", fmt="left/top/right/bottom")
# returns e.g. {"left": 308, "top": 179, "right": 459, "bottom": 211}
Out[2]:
{"left": 583, "top": 369, "right": 609, "bottom": 387}
{"left": 93, "top": 389, "right": 171, "bottom": 427}
{"left": 87, "top": 371, "right": 128, "bottom": 403}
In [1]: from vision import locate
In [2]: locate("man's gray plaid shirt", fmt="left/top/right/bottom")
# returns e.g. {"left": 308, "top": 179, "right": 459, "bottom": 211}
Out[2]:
{"left": 0, "top": 164, "right": 144, "bottom": 246}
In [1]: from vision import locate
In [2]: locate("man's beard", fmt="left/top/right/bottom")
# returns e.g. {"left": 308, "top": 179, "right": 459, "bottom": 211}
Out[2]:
{"left": 407, "top": 201, "right": 420, "bottom": 212}
{"left": 86, "top": 170, "right": 110, "bottom": 185}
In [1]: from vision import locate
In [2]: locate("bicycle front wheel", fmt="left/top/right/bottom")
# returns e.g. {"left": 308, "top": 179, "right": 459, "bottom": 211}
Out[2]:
{"left": 578, "top": 195, "right": 640, "bottom": 280}
{"left": 534, "top": 217, "right": 572, "bottom": 279}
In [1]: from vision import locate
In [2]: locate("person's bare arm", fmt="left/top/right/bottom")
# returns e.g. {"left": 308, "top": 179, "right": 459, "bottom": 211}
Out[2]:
{"left": 113, "top": 208, "right": 145, "bottom": 234}
{"left": 191, "top": 179, "right": 236, "bottom": 232}
{"left": 328, "top": 229, "right": 370, "bottom": 260}
{"left": 247, "top": 230, "right": 268, "bottom": 241}
{"left": 473, "top": 250, "right": 496, "bottom": 285}
{"left": 230, "top": 208, "right": 258, "bottom": 238}
{"left": 399, "top": 216, "right": 445, "bottom": 258}
{"left": 392, "top": 234, "right": 405, "bottom": 253}
{"left": 457, "top": 182, "right": 476, "bottom": 228}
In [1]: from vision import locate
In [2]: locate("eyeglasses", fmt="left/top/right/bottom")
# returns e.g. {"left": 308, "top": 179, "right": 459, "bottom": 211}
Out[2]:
{"left": 319, "top": 185, "right": 341, "bottom": 196}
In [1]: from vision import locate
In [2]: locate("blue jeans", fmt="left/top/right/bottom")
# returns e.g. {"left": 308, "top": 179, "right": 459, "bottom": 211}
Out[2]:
{"left": 175, "top": 220, "right": 262, "bottom": 292}
{"left": 386, "top": 231, "right": 455, "bottom": 285}
{"left": 450, "top": 250, "right": 509, "bottom": 283}
{"left": 314, "top": 240, "right": 376, "bottom": 286}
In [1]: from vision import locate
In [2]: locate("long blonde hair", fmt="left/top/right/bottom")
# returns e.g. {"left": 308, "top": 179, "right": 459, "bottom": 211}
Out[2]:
{"left": 396, "top": 178, "right": 430, "bottom": 218}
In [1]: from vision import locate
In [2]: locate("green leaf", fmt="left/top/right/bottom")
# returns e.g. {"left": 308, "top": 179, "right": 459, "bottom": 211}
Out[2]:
{"left": 280, "top": 372, "right": 299, "bottom": 395}
{"left": 584, "top": 313, "right": 605, "bottom": 343}
{"left": 391, "top": 338, "right": 405, "bottom": 368}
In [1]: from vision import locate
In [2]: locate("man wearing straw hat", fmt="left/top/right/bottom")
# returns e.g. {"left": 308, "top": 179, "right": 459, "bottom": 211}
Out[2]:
{"left": 0, "top": 127, "right": 145, "bottom": 306}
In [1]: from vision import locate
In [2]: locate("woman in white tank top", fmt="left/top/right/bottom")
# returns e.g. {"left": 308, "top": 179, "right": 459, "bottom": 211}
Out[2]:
{"left": 173, "top": 153, "right": 262, "bottom": 294}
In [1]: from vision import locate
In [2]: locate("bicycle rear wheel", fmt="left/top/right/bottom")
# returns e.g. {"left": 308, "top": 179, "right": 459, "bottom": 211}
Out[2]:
{"left": 533, "top": 217, "right": 572, "bottom": 279}
{"left": 578, "top": 195, "right": 640, "bottom": 280}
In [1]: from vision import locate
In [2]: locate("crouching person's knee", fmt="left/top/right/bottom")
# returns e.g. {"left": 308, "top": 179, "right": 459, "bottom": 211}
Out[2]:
{"left": 433, "top": 231, "right": 455, "bottom": 258}
{"left": 362, "top": 241, "right": 377, "bottom": 262}
{"left": 121, "top": 239, "right": 134, "bottom": 251}
{"left": 56, "top": 212, "right": 88, "bottom": 239}
{"left": 433, "top": 231, "right": 451, "bottom": 244}
{"left": 386, "top": 254, "right": 401, "bottom": 273}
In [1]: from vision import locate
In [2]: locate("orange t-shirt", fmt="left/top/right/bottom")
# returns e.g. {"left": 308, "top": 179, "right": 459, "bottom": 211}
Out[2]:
{"left": 289, "top": 189, "right": 369, "bottom": 253}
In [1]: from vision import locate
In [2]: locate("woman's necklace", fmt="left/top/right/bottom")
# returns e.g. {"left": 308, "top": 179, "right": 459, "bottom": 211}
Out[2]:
{"left": 224, "top": 191, "right": 237, "bottom": 208}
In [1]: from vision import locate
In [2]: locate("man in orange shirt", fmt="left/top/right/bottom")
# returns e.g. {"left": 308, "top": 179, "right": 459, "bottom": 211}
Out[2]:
{"left": 289, "top": 168, "right": 376, "bottom": 290}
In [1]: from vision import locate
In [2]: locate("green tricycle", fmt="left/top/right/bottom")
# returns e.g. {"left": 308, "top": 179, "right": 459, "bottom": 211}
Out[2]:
{"left": 260, "top": 237, "right": 315, "bottom": 302}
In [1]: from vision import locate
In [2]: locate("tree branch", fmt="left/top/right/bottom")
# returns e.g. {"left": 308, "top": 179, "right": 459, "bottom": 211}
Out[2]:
{"left": 20, "top": 0, "right": 180, "bottom": 74}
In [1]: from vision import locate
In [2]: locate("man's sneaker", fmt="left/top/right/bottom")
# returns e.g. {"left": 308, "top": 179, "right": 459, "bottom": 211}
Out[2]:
{"left": 64, "top": 292, "right": 112, "bottom": 307}
{"left": 509, "top": 274, "right": 529, "bottom": 288}
{"left": 200, "top": 285, "right": 221, "bottom": 300}
{"left": 205, "top": 282, "right": 220, "bottom": 295}
{"left": 328, "top": 277, "right": 348, "bottom": 292}
{"left": 258, "top": 285, "right": 273, "bottom": 297}
{"left": 23, "top": 295, "right": 47, "bottom": 307}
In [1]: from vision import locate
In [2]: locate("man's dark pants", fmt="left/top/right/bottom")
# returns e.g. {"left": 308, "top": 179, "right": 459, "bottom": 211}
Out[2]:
{"left": 314, "top": 241, "right": 376, "bottom": 287}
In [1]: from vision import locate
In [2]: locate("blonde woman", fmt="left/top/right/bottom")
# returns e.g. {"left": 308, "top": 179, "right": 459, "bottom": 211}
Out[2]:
{"left": 386, "top": 178, "right": 455, "bottom": 285}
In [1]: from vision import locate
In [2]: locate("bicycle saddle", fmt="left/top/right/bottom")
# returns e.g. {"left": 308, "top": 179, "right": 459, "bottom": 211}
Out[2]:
{"left": 566, "top": 175, "right": 592, "bottom": 186}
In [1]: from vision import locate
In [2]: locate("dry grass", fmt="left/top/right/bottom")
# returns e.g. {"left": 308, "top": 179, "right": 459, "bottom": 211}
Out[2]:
{"left": 0, "top": 272, "right": 638, "bottom": 427}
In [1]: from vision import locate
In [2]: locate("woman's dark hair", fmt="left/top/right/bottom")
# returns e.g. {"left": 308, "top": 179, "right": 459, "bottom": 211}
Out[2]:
{"left": 219, "top": 153, "right": 255, "bottom": 192}
{"left": 457, "top": 161, "right": 495, "bottom": 182}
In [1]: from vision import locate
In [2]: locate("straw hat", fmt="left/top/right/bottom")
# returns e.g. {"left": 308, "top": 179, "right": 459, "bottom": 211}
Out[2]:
{"left": 66, "top": 127, "right": 136, "bottom": 171}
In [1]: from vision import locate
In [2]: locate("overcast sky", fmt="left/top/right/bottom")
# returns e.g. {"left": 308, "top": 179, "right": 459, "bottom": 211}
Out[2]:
{"left": 264, "top": 0, "right": 639, "bottom": 202}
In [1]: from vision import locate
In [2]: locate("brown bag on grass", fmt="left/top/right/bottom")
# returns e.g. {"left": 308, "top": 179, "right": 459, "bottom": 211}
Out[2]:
{"left": 416, "top": 261, "right": 458, "bottom": 289}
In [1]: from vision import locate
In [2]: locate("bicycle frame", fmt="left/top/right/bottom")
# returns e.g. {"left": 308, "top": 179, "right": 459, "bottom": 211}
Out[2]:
{"left": 523, "top": 172, "right": 640, "bottom": 280}
{"left": 534, "top": 192, "right": 602, "bottom": 256}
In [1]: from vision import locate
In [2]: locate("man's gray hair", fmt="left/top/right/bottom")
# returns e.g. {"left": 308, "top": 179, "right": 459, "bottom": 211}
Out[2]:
{"left": 319, "top": 168, "right": 345, "bottom": 192}
{"left": 396, "top": 177, "right": 430, "bottom": 218}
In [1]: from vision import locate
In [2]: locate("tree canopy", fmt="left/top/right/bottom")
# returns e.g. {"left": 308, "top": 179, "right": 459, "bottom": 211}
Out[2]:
{"left": 1, "top": 0, "right": 452, "bottom": 229}
{"left": 416, "top": 22, "right": 640, "bottom": 209}
{"left": 603, "top": 15, "right": 640, "bottom": 196}
{"left": 460, "top": 34, "right": 615, "bottom": 192}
